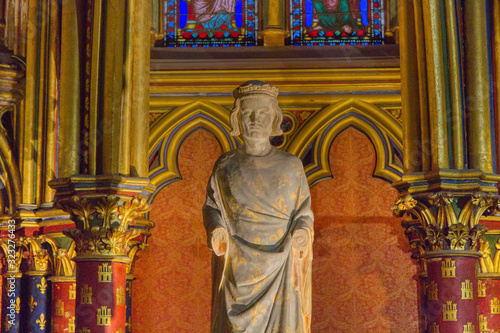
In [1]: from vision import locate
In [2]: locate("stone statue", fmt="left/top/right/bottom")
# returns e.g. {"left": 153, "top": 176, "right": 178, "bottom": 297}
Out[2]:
{"left": 203, "top": 81, "right": 314, "bottom": 333}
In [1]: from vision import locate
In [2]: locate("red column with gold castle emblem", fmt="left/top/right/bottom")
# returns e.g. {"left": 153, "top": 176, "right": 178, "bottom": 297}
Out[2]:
{"left": 50, "top": 277, "right": 77, "bottom": 332}
{"left": 425, "top": 251, "right": 480, "bottom": 332}
{"left": 478, "top": 279, "right": 500, "bottom": 333}
{"left": 49, "top": 175, "right": 154, "bottom": 332}
{"left": 75, "top": 259, "right": 128, "bottom": 331}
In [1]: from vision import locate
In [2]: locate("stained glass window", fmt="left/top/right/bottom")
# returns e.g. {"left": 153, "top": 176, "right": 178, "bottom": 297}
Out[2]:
{"left": 290, "top": 0, "right": 384, "bottom": 46}
{"left": 162, "top": 0, "right": 258, "bottom": 47}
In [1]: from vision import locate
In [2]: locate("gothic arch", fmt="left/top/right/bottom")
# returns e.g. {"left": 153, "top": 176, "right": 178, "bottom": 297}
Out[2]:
{"left": 148, "top": 101, "right": 241, "bottom": 202}
{"left": 286, "top": 99, "right": 403, "bottom": 186}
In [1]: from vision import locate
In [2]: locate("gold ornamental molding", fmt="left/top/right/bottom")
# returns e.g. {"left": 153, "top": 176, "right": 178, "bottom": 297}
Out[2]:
{"left": 149, "top": 101, "right": 241, "bottom": 196}
{"left": 286, "top": 98, "right": 403, "bottom": 185}
{"left": 148, "top": 98, "right": 403, "bottom": 199}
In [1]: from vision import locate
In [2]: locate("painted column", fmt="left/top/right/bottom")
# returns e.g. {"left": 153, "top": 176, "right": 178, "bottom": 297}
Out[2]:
{"left": 2, "top": 272, "right": 21, "bottom": 333}
{"left": 125, "top": 274, "right": 135, "bottom": 333}
{"left": 425, "top": 252, "right": 480, "bottom": 332}
{"left": 26, "top": 273, "right": 51, "bottom": 332}
{"left": 74, "top": 258, "right": 128, "bottom": 332}
{"left": 50, "top": 277, "right": 77, "bottom": 332}
{"left": 478, "top": 279, "right": 500, "bottom": 333}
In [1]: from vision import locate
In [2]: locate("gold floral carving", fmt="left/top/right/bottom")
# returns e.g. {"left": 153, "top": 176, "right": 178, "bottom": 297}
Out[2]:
{"left": 478, "top": 237, "right": 500, "bottom": 274}
{"left": 59, "top": 195, "right": 150, "bottom": 256}
{"left": 392, "top": 193, "right": 497, "bottom": 257}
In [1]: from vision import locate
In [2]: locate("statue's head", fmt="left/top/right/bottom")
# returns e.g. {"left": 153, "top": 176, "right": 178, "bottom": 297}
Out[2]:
{"left": 230, "top": 80, "right": 283, "bottom": 138}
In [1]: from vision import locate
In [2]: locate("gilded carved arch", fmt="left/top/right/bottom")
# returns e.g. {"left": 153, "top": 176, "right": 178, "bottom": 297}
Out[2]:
{"left": 148, "top": 101, "right": 241, "bottom": 202}
{"left": 148, "top": 98, "right": 402, "bottom": 202}
{"left": 286, "top": 99, "right": 403, "bottom": 186}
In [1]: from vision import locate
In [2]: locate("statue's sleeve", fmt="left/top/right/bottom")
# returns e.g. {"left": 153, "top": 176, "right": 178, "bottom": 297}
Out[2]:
{"left": 292, "top": 160, "right": 314, "bottom": 234}
{"left": 203, "top": 167, "right": 225, "bottom": 250}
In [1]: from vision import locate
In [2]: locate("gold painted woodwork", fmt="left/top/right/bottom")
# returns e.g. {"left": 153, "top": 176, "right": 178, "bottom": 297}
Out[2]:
{"left": 150, "top": 68, "right": 400, "bottom": 96}
{"left": 398, "top": 0, "right": 423, "bottom": 173}
{"left": 463, "top": 0, "right": 492, "bottom": 173}
{"left": 422, "top": 0, "right": 449, "bottom": 170}
{"left": 59, "top": 0, "right": 81, "bottom": 178}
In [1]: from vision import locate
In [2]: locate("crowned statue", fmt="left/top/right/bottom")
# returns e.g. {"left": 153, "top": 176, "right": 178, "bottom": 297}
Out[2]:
{"left": 203, "top": 81, "right": 314, "bottom": 333}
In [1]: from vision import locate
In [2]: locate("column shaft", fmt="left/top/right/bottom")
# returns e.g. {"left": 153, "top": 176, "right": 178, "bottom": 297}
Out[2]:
{"left": 75, "top": 259, "right": 128, "bottom": 331}
{"left": 478, "top": 279, "right": 500, "bottom": 332}
{"left": 425, "top": 252, "right": 479, "bottom": 332}
{"left": 2, "top": 273, "right": 21, "bottom": 333}
{"left": 50, "top": 278, "right": 77, "bottom": 332}
{"left": 26, "top": 274, "right": 51, "bottom": 332}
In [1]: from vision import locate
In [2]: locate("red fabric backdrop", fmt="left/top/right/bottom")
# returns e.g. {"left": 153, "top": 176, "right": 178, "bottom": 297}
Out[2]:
{"left": 132, "top": 127, "right": 418, "bottom": 332}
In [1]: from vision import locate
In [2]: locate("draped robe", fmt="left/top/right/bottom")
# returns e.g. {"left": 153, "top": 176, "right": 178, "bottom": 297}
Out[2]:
{"left": 203, "top": 147, "right": 314, "bottom": 333}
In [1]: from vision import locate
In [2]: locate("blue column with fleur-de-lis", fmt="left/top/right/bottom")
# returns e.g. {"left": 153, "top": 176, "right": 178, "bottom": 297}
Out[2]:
{"left": 26, "top": 273, "right": 51, "bottom": 332}
{"left": 3, "top": 272, "right": 22, "bottom": 333}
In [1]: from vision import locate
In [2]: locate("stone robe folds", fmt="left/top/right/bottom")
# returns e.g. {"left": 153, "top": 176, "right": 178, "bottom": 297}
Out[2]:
{"left": 203, "top": 147, "right": 314, "bottom": 333}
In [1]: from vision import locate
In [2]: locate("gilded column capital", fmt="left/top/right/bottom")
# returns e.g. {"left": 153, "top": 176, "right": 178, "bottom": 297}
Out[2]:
{"left": 49, "top": 175, "right": 156, "bottom": 257}
{"left": 392, "top": 192, "right": 498, "bottom": 260}
{"left": 56, "top": 195, "right": 150, "bottom": 258}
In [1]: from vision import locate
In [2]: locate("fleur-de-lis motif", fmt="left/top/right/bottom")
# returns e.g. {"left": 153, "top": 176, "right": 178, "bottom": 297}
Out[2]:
{"left": 29, "top": 295, "right": 38, "bottom": 312}
{"left": 37, "top": 277, "right": 47, "bottom": 294}
{"left": 15, "top": 297, "right": 20, "bottom": 314}
{"left": 36, "top": 313, "right": 46, "bottom": 330}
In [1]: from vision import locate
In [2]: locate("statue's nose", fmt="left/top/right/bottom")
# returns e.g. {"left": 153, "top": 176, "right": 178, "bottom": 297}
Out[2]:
{"left": 249, "top": 112, "right": 256, "bottom": 122}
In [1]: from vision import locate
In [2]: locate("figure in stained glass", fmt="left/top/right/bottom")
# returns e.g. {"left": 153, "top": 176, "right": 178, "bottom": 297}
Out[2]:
{"left": 163, "top": 0, "right": 257, "bottom": 47}
{"left": 291, "top": 0, "right": 384, "bottom": 45}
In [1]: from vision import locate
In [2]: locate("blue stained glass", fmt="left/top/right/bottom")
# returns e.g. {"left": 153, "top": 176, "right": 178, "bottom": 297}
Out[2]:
{"left": 360, "top": 0, "right": 368, "bottom": 26}
{"left": 235, "top": 0, "right": 243, "bottom": 26}
{"left": 290, "top": 0, "right": 385, "bottom": 46}
{"left": 305, "top": 0, "right": 313, "bottom": 27}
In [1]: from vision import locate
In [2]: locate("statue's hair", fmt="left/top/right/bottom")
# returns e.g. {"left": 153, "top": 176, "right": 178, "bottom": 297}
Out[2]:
{"left": 229, "top": 94, "right": 283, "bottom": 137}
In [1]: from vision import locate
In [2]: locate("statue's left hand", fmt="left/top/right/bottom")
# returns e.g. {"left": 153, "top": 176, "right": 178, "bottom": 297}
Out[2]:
{"left": 291, "top": 228, "right": 310, "bottom": 252}
{"left": 211, "top": 227, "right": 229, "bottom": 256}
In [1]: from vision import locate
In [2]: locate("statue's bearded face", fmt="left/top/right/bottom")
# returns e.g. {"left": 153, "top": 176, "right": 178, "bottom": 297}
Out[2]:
{"left": 240, "top": 96, "right": 275, "bottom": 139}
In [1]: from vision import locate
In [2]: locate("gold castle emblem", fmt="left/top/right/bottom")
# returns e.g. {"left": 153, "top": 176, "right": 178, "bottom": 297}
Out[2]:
{"left": 116, "top": 286, "right": 125, "bottom": 305}
{"left": 428, "top": 281, "right": 438, "bottom": 300}
{"left": 81, "top": 284, "right": 93, "bottom": 305}
{"left": 461, "top": 280, "right": 473, "bottom": 299}
{"left": 441, "top": 258, "right": 456, "bottom": 278}
{"left": 97, "top": 306, "right": 111, "bottom": 326}
{"left": 491, "top": 298, "right": 500, "bottom": 314}
{"left": 478, "top": 281, "right": 486, "bottom": 298}
{"left": 68, "top": 316, "right": 75, "bottom": 333}
{"left": 479, "top": 315, "right": 488, "bottom": 332}
{"left": 463, "top": 322, "right": 475, "bottom": 333}
{"left": 69, "top": 284, "right": 76, "bottom": 299}
{"left": 56, "top": 299, "right": 64, "bottom": 316}
{"left": 443, "top": 301, "right": 458, "bottom": 321}
{"left": 79, "top": 328, "right": 91, "bottom": 333}
{"left": 98, "top": 263, "right": 113, "bottom": 283}
{"left": 430, "top": 322, "right": 440, "bottom": 333}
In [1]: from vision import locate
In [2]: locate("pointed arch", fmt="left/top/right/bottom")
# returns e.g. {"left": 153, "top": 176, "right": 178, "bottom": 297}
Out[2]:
{"left": 286, "top": 99, "right": 403, "bottom": 186}
{"left": 148, "top": 101, "right": 241, "bottom": 201}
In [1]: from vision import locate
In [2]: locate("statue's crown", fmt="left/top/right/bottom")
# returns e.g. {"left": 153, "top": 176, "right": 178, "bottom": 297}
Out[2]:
{"left": 233, "top": 80, "right": 279, "bottom": 99}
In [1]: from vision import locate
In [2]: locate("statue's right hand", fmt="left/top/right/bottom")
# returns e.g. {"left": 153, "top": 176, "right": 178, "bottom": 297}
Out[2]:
{"left": 211, "top": 227, "right": 228, "bottom": 256}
